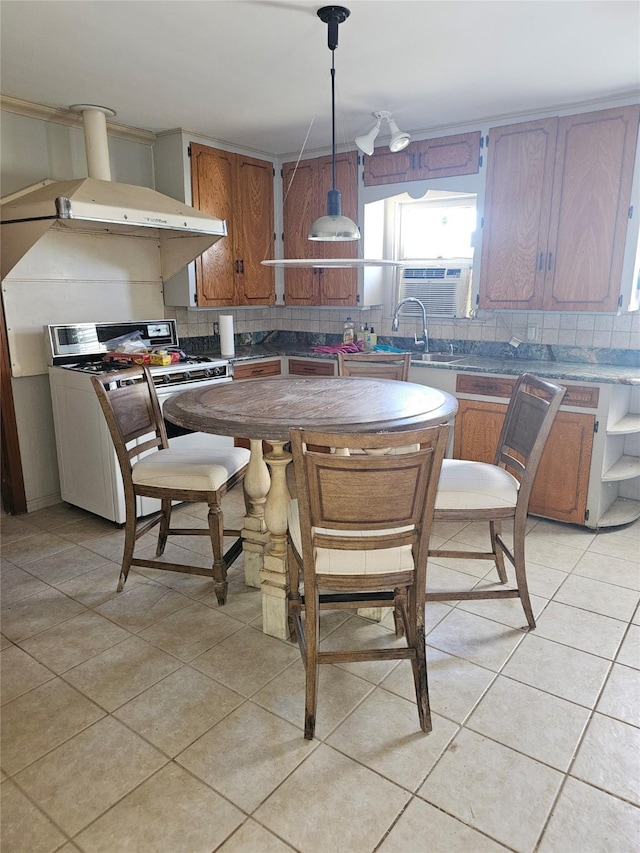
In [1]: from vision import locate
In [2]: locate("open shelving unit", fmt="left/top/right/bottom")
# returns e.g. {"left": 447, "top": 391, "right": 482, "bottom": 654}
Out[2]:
{"left": 598, "top": 386, "right": 640, "bottom": 528}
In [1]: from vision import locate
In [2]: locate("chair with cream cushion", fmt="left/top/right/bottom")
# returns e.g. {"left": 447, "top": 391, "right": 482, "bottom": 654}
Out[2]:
{"left": 287, "top": 423, "right": 449, "bottom": 740}
{"left": 429, "top": 372, "right": 566, "bottom": 628}
{"left": 91, "top": 366, "right": 250, "bottom": 604}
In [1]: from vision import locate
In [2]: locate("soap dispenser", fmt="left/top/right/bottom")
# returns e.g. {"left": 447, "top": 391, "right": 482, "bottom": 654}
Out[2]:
{"left": 342, "top": 317, "right": 355, "bottom": 345}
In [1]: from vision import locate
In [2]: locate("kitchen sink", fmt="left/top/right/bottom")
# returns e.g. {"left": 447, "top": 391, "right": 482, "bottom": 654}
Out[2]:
{"left": 417, "top": 353, "right": 465, "bottom": 363}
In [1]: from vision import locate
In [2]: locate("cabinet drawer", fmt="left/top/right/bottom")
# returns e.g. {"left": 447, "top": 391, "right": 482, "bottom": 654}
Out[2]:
{"left": 288, "top": 358, "right": 335, "bottom": 376}
{"left": 233, "top": 359, "right": 281, "bottom": 380}
{"left": 455, "top": 374, "right": 599, "bottom": 408}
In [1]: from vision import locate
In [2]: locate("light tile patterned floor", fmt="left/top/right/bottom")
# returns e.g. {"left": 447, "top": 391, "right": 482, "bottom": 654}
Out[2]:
{"left": 1, "top": 490, "right": 639, "bottom": 852}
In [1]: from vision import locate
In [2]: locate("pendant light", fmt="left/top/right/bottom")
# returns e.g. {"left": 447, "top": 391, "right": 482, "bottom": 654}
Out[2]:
{"left": 308, "top": 5, "right": 361, "bottom": 242}
{"left": 261, "top": 5, "right": 405, "bottom": 270}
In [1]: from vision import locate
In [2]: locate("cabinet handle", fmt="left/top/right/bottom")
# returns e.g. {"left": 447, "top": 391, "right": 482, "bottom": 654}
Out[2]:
{"left": 538, "top": 252, "right": 544, "bottom": 271}
{"left": 240, "top": 259, "right": 245, "bottom": 274}
{"left": 547, "top": 252, "right": 553, "bottom": 271}
{"left": 418, "top": 152, "right": 422, "bottom": 170}
{"left": 234, "top": 260, "right": 239, "bottom": 274}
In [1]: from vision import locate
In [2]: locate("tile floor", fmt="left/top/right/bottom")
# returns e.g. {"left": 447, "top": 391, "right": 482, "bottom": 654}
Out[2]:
{"left": 1, "top": 489, "right": 639, "bottom": 853}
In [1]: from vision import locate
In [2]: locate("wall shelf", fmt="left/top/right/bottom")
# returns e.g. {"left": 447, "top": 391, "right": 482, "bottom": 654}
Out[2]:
{"left": 602, "top": 454, "right": 640, "bottom": 482}
{"left": 607, "top": 413, "right": 640, "bottom": 435}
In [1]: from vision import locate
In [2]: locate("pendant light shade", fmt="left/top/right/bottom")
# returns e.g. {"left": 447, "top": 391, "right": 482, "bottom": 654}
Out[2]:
{"left": 308, "top": 6, "right": 361, "bottom": 242}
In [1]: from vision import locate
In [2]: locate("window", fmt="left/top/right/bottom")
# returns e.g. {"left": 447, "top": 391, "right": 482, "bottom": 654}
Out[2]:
{"left": 396, "top": 192, "right": 476, "bottom": 260}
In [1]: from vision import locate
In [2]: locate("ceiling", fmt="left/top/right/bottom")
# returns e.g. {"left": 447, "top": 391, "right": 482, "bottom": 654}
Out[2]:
{"left": 1, "top": 0, "right": 639, "bottom": 157}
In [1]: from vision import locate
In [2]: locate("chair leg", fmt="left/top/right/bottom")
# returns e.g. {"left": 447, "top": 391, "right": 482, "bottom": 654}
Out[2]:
{"left": 304, "top": 585, "right": 320, "bottom": 740}
{"left": 490, "top": 520, "right": 508, "bottom": 583}
{"left": 288, "top": 541, "right": 301, "bottom": 638}
{"left": 156, "top": 499, "right": 172, "bottom": 557}
{"left": 405, "top": 587, "right": 431, "bottom": 733}
{"left": 207, "top": 499, "right": 228, "bottom": 605}
{"left": 512, "top": 518, "right": 536, "bottom": 629}
{"left": 393, "top": 587, "right": 406, "bottom": 637}
{"left": 118, "top": 512, "right": 137, "bottom": 592}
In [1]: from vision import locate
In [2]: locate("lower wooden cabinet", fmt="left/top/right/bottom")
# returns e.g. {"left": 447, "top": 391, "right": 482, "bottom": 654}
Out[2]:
{"left": 232, "top": 359, "right": 281, "bottom": 380}
{"left": 288, "top": 358, "right": 335, "bottom": 376}
{"left": 453, "top": 398, "right": 594, "bottom": 525}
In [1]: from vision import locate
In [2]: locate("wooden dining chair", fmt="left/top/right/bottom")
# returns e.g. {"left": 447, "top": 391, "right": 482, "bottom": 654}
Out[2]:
{"left": 337, "top": 350, "right": 411, "bottom": 381}
{"left": 91, "top": 366, "right": 250, "bottom": 604}
{"left": 429, "top": 373, "right": 566, "bottom": 628}
{"left": 287, "top": 423, "right": 449, "bottom": 739}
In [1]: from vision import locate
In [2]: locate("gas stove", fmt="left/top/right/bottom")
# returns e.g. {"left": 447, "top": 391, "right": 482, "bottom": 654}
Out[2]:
{"left": 46, "top": 319, "right": 231, "bottom": 386}
{"left": 62, "top": 354, "right": 231, "bottom": 386}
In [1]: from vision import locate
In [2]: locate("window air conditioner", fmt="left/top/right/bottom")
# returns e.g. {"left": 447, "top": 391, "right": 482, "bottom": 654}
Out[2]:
{"left": 398, "top": 263, "right": 472, "bottom": 318}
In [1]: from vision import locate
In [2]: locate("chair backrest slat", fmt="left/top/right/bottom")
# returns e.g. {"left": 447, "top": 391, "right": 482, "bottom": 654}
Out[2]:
{"left": 290, "top": 425, "right": 449, "bottom": 572}
{"left": 496, "top": 373, "right": 566, "bottom": 503}
{"left": 91, "top": 366, "right": 168, "bottom": 477}
{"left": 337, "top": 351, "right": 411, "bottom": 382}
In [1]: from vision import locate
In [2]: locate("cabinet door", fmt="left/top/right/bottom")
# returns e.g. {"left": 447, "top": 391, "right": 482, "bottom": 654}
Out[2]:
{"left": 288, "top": 358, "right": 335, "bottom": 376}
{"left": 528, "top": 412, "right": 594, "bottom": 524}
{"left": 543, "top": 106, "right": 640, "bottom": 312}
{"left": 411, "top": 131, "right": 481, "bottom": 181}
{"left": 363, "top": 148, "right": 414, "bottom": 186}
{"left": 282, "top": 159, "right": 316, "bottom": 305}
{"left": 454, "top": 399, "right": 594, "bottom": 525}
{"left": 233, "top": 359, "right": 282, "bottom": 380}
{"left": 478, "top": 119, "right": 557, "bottom": 310}
{"left": 190, "top": 143, "right": 236, "bottom": 306}
{"left": 363, "top": 131, "right": 481, "bottom": 186}
{"left": 317, "top": 152, "right": 358, "bottom": 306}
{"left": 235, "top": 155, "right": 275, "bottom": 305}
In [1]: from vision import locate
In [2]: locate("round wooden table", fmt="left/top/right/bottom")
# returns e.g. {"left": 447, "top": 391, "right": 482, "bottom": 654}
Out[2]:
{"left": 165, "top": 376, "right": 458, "bottom": 638}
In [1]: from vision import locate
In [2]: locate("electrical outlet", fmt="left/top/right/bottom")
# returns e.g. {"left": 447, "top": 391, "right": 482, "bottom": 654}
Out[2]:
{"left": 213, "top": 322, "right": 219, "bottom": 335}
{"left": 527, "top": 325, "right": 538, "bottom": 341}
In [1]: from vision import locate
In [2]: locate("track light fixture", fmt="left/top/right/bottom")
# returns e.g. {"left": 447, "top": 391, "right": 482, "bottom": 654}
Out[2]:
{"left": 355, "top": 110, "right": 411, "bottom": 156}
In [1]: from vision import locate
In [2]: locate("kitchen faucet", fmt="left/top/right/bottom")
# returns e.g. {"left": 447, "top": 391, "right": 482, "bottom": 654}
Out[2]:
{"left": 392, "top": 297, "right": 429, "bottom": 352}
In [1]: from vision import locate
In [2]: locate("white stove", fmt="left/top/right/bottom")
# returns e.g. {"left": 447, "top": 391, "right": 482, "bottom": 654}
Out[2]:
{"left": 46, "top": 319, "right": 234, "bottom": 523}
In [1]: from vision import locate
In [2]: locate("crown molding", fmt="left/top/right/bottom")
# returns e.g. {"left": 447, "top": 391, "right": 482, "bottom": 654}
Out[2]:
{"left": 0, "top": 95, "right": 156, "bottom": 144}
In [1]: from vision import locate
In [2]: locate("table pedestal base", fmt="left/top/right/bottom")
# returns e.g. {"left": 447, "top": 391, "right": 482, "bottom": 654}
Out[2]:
{"left": 240, "top": 439, "right": 270, "bottom": 590}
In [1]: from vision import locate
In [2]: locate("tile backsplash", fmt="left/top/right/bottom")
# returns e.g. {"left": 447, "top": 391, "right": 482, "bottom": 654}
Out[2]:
{"left": 171, "top": 306, "right": 640, "bottom": 358}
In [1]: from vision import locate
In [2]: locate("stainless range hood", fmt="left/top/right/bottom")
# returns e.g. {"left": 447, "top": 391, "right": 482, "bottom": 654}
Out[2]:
{"left": 0, "top": 105, "right": 226, "bottom": 281}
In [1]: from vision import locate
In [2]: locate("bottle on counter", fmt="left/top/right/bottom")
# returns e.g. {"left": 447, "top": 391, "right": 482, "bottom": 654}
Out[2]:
{"left": 343, "top": 317, "right": 355, "bottom": 345}
{"left": 356, "top": 323, "right": 366, "bottom": 344}
{"left": 367, "top": 325, "right": 377, "bottom": 348}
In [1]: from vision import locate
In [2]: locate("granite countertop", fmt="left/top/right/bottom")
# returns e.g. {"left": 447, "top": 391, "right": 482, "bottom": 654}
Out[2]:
{"left": 218, "top": 345, "right": 639, "bottom": 385}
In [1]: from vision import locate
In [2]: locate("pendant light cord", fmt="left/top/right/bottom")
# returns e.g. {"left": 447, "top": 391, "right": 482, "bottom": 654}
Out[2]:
{"left": 331, "top": 50, "right": 336, "bottom": 192}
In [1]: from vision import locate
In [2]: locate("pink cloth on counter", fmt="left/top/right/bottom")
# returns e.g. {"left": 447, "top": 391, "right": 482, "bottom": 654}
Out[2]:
{"left": 311, "top": 341, "right": 364, "bottom": 354}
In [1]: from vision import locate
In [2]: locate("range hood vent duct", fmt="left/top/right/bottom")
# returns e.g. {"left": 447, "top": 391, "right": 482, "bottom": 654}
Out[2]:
{"left": 0, "top": 105, "right": 226, "bottom": 281}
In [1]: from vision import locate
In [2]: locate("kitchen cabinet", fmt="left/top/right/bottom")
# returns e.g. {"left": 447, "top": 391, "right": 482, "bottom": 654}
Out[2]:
{"left": 232, "top": 358, "right": 282, "bottom": 380}
{"left": 190, "top": 143, "right": 275, "bottom": 307}
{"left": 479, "top": 105, "right": 640, "bottom": 312}
{"left": 287, "top": 357, "right": 335, "bottom": 376}
{"left": 282, "top": 152, "right": 358, "bottom": 306}
{"left": 363, "top": 131, "right": 481, "bottom": 187}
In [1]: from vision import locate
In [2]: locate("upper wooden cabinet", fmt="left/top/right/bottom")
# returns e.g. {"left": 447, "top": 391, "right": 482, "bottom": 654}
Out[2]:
{"left": 282, "top": 151, "right": 358, "bottom": 306}
{"left": 363, "top": 131, "right": 481, "bottom": 186}
{"left": 190, "top": 142, "right": 275, "bottom": 307}
{"left": 479, "top": 105, "right": 640, "bottom": 312}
